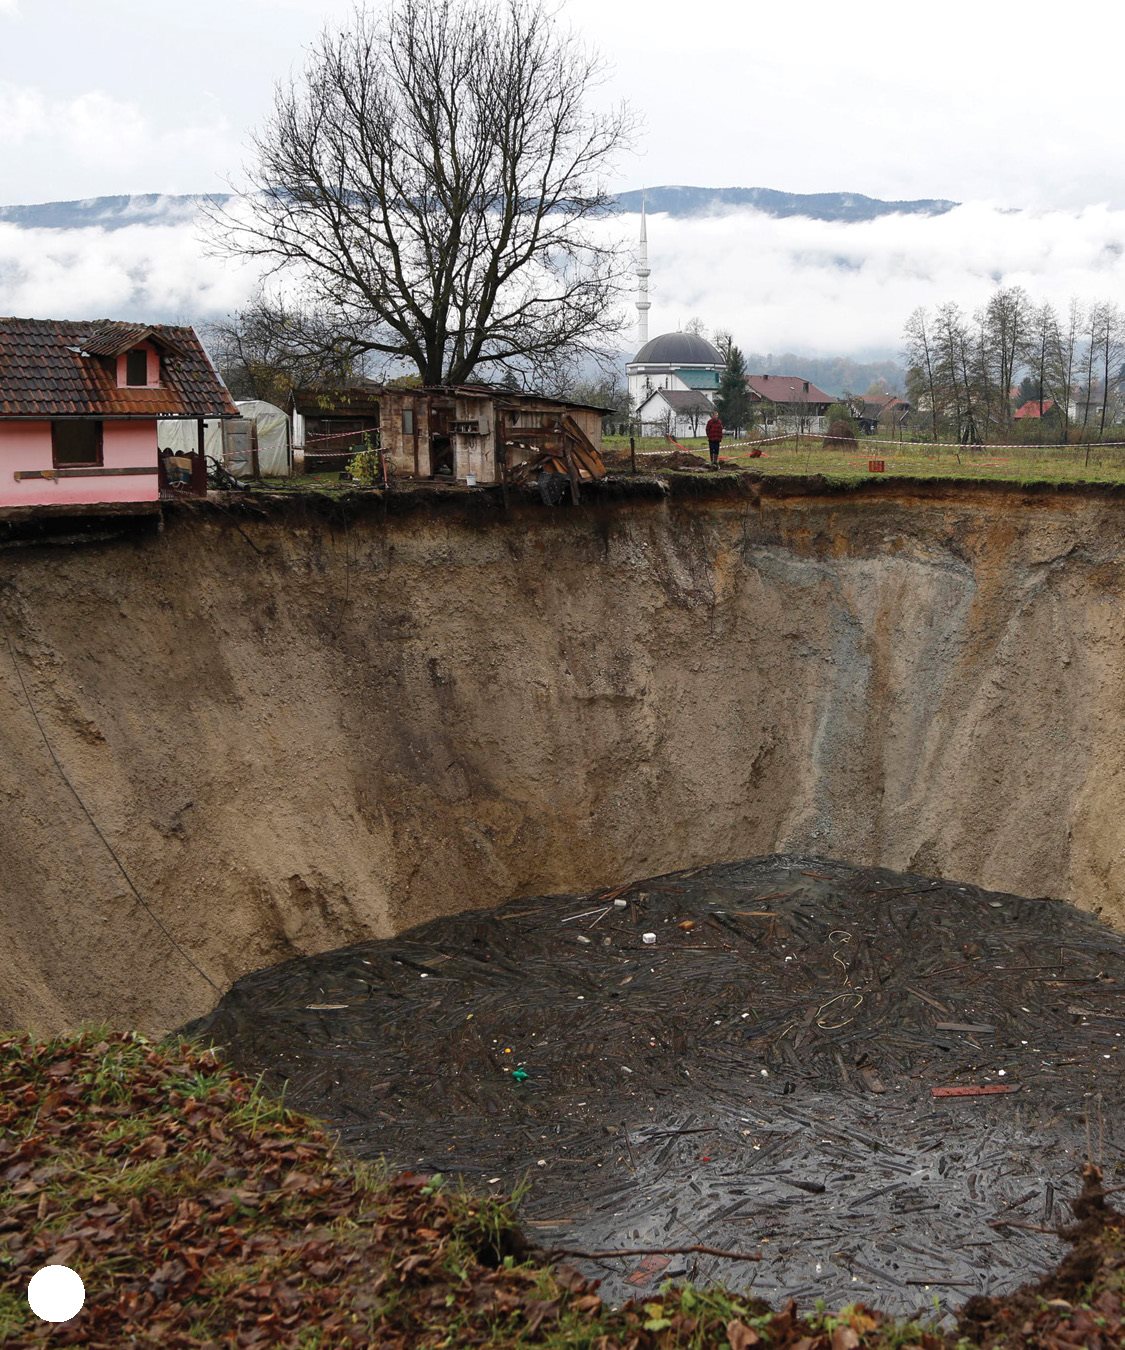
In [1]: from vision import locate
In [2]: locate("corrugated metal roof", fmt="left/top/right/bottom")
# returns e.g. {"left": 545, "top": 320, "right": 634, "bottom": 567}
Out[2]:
{"left": 295, "top": 381, "right": 614, "bottom": 417}
{"left": 291, "top": 383, "right": 384, "bottom": 417}
{"left": 0, "top": 317, "right": 238, "bottom": 419}
{"left": 427, "top": 383, "right": 612, "bottom": 413}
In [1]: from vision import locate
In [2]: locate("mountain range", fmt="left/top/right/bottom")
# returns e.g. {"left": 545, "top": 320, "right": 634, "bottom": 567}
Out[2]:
{"left": 0, "top": 186, "right": 957, "bottom": 231}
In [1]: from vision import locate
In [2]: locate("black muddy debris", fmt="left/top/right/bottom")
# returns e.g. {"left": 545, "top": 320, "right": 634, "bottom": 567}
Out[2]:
{"left": 185, "top": 854, "right": 1125, "bottom": 1317}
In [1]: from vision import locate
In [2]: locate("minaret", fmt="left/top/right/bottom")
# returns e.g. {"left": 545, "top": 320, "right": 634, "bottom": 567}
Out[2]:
{"left": 635, "top": 194, "right": 651, "bottom": 347}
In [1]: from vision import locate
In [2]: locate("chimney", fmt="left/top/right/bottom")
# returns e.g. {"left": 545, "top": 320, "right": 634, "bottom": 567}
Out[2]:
{"left": 803, "top": 381, "right": 809, "bottom": 394}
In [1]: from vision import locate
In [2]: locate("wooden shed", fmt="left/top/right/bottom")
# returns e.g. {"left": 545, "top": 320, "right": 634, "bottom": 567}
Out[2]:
{"left": 290, "top": 383, "right": 382, "bottom": 473}
{"left": 379, "top": 384, "right": 608, "bottom": 485}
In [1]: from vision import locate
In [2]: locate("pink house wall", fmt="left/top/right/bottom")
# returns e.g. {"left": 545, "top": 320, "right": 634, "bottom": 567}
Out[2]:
{"left": 0, "top": 420, "right": 160, "bottom": 507}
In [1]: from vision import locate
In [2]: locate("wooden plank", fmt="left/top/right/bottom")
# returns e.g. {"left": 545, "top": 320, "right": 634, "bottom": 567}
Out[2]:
{"left": 931, "top": 1084, "right": 1019, "bottom": 1098}
{"left": 560, "top": 437, "right": 582, "bottom": 506}
{"left": 13, "top": 466, "right": 159, "bottom": 480}
{"left": 562, "top": 415, "right": 606, "bottom": 479}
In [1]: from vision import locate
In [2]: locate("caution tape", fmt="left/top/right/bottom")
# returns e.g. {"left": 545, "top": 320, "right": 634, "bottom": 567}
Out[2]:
{"left": 735, "top": 433, "right": 1125, "bottom": 452}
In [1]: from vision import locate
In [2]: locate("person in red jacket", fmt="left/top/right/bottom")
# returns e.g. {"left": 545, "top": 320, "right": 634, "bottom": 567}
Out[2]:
{"left": 705, "top": 411, "right": 724, "bottom": 467}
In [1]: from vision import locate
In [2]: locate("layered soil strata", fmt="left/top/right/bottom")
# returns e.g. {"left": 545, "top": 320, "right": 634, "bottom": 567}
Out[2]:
{"left": 3, "top": 477, "right": 1125, "bottom": 1033}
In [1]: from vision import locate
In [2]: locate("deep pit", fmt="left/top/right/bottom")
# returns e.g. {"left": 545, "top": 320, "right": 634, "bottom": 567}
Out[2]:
{"left": 4, "top": 478, "right": 1125, "bottom": 1036}
{"left": 186, "top": 853, "right": 1125, "bottom": 1316}
{"left": 3, "top": 477, "right": 1125, "bottom": 1322}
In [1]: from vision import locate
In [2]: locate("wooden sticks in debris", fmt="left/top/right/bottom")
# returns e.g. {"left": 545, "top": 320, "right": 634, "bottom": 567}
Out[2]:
{"left": 548, "top": 1243, "right": 762, "bottom": 1263}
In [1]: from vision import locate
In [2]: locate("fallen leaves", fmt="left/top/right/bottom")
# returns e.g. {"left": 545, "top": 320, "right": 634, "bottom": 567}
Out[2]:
{"left": 1, "top": 1029, "right": 1122, "bottom": 1348}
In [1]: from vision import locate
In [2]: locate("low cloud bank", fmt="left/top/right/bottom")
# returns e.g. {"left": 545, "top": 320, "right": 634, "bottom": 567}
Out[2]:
{"left": 625, "top": 202, "right": 1125, "bottom": 356}
{"left": 3, "top": 200, "right": 1125, "bottom": 359}
{"left": 0, "top": 220, "right": 261, "bottom": 324}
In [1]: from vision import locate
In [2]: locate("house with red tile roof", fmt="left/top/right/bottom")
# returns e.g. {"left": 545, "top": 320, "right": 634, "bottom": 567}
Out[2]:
{"left": 1013, "top": 398, "right": 1056, "bottom": 420}
{"left": 0, "top": 317, "right": 238, "bottom": 514}
{"left": 745, "top": 374, "right": 835, "bottom": 435}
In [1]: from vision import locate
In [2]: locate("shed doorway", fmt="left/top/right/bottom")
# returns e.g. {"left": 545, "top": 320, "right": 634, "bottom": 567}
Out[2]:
{"left": 428, "top": 399, "right": 455, "bottom": 478}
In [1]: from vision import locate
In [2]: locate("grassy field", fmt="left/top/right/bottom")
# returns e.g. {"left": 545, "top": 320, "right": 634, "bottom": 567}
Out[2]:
{"left": 244, "top": 436, "right": 1125, "bottom": 495}
{"left": 603, "top": 435, "right": 1125, "bottom": 486}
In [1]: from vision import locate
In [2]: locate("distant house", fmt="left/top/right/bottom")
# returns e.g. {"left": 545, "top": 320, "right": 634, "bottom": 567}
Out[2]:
{"left": 1013, "top": 399, "right": 1057, "bottom": 420}
{"left": 289, "top": 382, "right": 383, "bottom": 472}
{"left": 0, "top": 317, "right": 237, "bottom": 514}
{"left": 745, "top": 375, "right": 834, "bottom": 435}
{"left": 379, "top": 384, "right": 608, "bottom": 484}
{"left": 855, "top": 394, "right": 911, "bottom": 435}
{"left": 634, "top": 387, "right": 715, "bottom": 438}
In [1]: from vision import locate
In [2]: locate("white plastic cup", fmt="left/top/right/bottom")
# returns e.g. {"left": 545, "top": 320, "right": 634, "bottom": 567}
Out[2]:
{"left": 465, "top": 474, "right": 477, "bottom": 486}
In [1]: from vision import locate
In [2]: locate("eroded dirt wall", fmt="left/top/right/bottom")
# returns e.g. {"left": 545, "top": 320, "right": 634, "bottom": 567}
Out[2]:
{"left": 3, "top": 481, "right": 1125, "bottom": 1033}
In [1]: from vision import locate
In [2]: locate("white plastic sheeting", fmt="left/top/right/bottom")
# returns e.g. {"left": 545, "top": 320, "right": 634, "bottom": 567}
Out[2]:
{"left": 236, "top": 400, "right": 291, "bottom": 476}
{"left": 156, "top": 401, "right": 292, "bottom": 478}
{"left": 156, "top": 418, "right": 225, "bottom": 458}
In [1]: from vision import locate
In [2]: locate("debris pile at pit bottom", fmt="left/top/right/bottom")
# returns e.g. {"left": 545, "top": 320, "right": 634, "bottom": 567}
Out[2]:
{"left": 187, "top": 854, "right": 1125, "bottom": 1318}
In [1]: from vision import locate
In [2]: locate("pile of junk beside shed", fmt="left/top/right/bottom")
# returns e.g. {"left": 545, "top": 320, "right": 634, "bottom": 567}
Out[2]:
{"left": 292, "top": 381, "right": 610, "bottom": 492}
{"left": 164, "top": 381, "right": 610, "bottom": 494}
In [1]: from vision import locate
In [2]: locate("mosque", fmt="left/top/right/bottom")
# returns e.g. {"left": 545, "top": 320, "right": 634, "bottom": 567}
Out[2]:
{"left": 626, "top": 204, "right": 834, "bottom": 439}
{"left": 625, "top": 201, "right": 726, "bottom": 437}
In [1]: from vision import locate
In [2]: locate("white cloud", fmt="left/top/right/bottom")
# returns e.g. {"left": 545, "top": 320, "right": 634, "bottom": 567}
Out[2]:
{"left": 0, "top": 220, "right": 261, "bottom": 322}
{"left": 4, "top": 198, "right": 1125, "bottom": 362}
{"left": 620, "top": 203, "right": 1125, "bottom": 356}
{"left": 0, "top": 80, "right": 242, "bottom": 202}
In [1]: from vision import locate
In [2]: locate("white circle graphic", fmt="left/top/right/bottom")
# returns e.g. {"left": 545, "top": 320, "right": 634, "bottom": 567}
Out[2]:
{"left": 27, "top": 1264, "right": 86, "bottom": 1323}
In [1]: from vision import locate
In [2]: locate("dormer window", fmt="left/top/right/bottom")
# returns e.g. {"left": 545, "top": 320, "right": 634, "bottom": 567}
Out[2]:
{"left": 126, "top": 349, "right": 148, "bottom": 386}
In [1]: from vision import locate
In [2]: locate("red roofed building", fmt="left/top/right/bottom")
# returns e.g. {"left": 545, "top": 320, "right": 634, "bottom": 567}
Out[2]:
{"left": 0, "top": 317, "right": 238, "bottom": 514}
{"left": 745, "top": 374, "right": 834, "bottom": 434}
{"left": 1013, "top": 399, "right": 1056, "bottom": 419}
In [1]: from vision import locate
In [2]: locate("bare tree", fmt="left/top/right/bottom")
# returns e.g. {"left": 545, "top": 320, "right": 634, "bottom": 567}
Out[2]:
{"left": 932, "top": 303, "right": 972, "bottom": 443}
{"left": 903, "top": 306, "right": 940, "bottom": 441}
{"left": 204, "top": 301, "right": 366, "bottom": 405}
{"left": 1091, "top": 302, "right": 1124, "bottom": 440}
{"left": 1049, "top": 298, "right": 1084, "bottom": 443}
{"left": 981, "top": 286, "right": 1030, "bottom": 434}
{"left": 1024, "top": 300, "right": 1060, "bottom": 444}
{"left": 211, "top": 0, "right": 633, "bottom": 387}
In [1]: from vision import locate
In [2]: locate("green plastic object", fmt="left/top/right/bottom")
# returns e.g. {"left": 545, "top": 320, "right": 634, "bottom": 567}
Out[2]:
{"left": 511, "top": 1067, "right": 529, "bottom": 1083}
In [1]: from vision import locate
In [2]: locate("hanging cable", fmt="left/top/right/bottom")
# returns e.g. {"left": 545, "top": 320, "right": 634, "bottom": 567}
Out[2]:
{"left": 5, "top": 632, "right": 220, "bottom": 994}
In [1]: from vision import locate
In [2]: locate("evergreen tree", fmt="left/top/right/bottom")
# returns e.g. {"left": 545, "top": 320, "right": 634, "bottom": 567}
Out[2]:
{"left": 715, "top": 343, "right": 752, "bottom": 434}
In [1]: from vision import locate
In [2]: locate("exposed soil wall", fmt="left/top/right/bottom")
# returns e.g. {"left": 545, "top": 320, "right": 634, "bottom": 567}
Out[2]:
{"left": 3, "top": 478, "right": 1125, "bottom": 1033}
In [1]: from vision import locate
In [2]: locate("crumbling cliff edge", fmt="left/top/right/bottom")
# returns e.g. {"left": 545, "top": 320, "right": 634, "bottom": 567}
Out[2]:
{"left": 3, "top": 475, "right": 1124, "bottom": 1032}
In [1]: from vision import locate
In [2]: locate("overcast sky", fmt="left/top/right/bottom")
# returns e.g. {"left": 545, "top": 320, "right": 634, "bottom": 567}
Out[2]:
{"left": 3, "top": 0, "right": 1125, "bottom": 357}
{"left": 3, "top": 0, "right": 1125, "bottom": 207}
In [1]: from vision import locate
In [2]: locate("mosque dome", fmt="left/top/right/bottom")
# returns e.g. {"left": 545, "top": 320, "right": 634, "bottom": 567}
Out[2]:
{"left": 631, "top": 331, "right": 724, "bottom": 366}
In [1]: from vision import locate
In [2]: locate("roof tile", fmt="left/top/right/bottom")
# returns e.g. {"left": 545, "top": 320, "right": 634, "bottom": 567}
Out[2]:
{"left": 746, "top": 374, "right": 834, "bottom": 405}
{"left": 0, "top": 317, "right": 238, "bottom": 419}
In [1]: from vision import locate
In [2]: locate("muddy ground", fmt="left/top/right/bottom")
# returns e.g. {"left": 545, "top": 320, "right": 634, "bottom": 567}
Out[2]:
{"left": 187, "top": 854, "right": 1125, "bottom": 1318}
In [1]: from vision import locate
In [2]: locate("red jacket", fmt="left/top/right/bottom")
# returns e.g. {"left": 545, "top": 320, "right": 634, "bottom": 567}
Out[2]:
{"left": 705, "top": 415, "right": 724, "bottom": 442}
